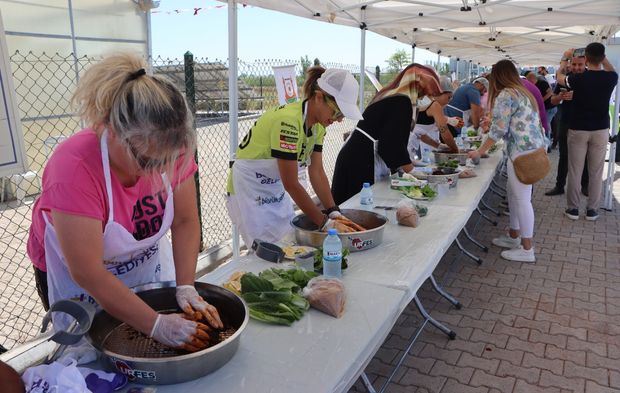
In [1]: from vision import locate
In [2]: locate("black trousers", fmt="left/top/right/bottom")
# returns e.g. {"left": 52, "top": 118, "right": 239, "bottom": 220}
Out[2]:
{"left": 33, "top": 266, "right": 50, "bottom": 311}
{"left": 555, "top": 121, "right": 589, "bottom": 190}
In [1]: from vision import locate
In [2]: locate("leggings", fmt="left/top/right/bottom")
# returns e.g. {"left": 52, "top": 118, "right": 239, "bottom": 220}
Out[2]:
{"left": 507, "top": 155, "right": 535, "bottom": 238}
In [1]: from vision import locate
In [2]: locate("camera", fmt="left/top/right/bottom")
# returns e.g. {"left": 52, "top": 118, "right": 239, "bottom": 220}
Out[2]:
{"left": 573, "top": 47, "right": 586, "bottom": 57}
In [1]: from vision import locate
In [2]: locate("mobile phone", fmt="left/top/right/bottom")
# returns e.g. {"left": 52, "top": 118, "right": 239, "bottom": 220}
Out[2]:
{"left": 573, "top": 47, "right": 586, "bottom": 57}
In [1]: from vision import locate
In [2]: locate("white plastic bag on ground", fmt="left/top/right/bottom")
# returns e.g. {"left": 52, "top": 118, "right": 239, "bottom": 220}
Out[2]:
{"left": 302, "top": 277, "right": 346, "bottom": 318}
{"left": 23, "top": 360, "right": 90, "bottom": 393}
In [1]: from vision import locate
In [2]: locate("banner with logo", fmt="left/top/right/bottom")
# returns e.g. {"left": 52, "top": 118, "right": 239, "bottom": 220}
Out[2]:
{"left": 273, "top": 65, "right": 299, "bottom": 105}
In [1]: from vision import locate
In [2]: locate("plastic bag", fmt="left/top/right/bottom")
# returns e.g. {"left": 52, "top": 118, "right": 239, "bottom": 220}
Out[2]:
{"left": 302, "top": 277, "right": 346, "bottom": 318}
{"left": 396, "top": 199, "right": 419, "bottom": 228}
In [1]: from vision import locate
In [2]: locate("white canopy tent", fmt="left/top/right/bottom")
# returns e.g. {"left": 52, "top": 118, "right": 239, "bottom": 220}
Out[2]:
{"left": 221, "top": 0, "right": 620, "bottom": 251}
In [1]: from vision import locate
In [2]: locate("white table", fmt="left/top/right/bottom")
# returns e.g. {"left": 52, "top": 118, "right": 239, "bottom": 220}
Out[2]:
{"left": 115, "top": 152, "right": 505, "bottom": 393}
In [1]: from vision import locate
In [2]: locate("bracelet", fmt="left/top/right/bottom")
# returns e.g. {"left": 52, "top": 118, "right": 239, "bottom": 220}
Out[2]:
{"left": 321, "top": 205, "right": 340, "bottom": 215}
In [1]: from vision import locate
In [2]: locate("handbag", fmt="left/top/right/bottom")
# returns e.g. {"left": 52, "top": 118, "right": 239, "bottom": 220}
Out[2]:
{"left": 510, "top": 147, "right": 551, "bottom": 184}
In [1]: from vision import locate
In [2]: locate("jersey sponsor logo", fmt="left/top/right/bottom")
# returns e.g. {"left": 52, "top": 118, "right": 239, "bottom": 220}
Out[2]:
{"left": 280, "top": 121, "right": 297, "bottom": 130}
{"left": 255, "top": 192, "right": 285, "bottom": 206}
{"left": 114, "top": 359, "right": 157, "bottom": 381}
{"left": 255, "top": 172, "right": 280, "bottom": 185}
{"left": 132, "top": 191, "right": 166, "bottom": 240}
{"left": 280, "top": 128, "right": 298, "bottom": 137}
{"left": 280, "top": 135, "right": 298, "bottom": 143}
{"left": 280, "top": 142, "right": 296, "bottom": 150}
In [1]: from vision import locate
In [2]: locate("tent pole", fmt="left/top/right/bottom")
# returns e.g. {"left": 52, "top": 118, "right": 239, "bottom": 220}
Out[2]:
{"left": 359, "top": 6, "right": 367, "bottom": 112}
{"left": 603, "top": 58, "right": 620, "bottom": 211}
{"left": 228, "top": 0, "right": 240, "bottom": 257}
{"left": 456, "top": 59, "right": 459, "bottom": 82}
{"left": 412, "top": 45, "right": 416, "bottom": 63}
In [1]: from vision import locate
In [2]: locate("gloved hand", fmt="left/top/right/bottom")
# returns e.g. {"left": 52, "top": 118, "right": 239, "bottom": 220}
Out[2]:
{"left": 328, "top": 210, "right": 343, "bottom": 219}
{"left": 447, "top": 117, "right": 464, "bottom": 128}
{"left": 150, "top": 313, "right": 211, "bottom": 352}
{"left": 321, "top": 217, "right": 336, "bottom": 231}
{"left": 438, "top": 143, "right": 451, "bottom": 152}
{"left": 176, "top": 285, "right": 223, "bottom": 329}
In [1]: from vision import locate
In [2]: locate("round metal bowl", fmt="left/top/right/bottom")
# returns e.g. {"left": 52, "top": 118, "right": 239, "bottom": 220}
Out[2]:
{"left": 291, "top": 208, "right": 387, "bottom": 252}
{"left": 433, "top": 150, "right": 472, "bottom": 166}
{"left": 413, "top": 167, "right": 460, "bottom": 189}
{"left": 87, "top": 282, "right": 248, "bottom": 385}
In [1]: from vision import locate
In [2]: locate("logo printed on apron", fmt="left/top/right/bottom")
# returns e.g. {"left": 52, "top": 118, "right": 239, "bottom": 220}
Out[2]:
{"left": 43, "top": 129, "right": 175, "bottom": 329}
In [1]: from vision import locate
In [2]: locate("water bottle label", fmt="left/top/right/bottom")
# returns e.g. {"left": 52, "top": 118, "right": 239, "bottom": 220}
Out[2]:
{"left": 361, "top": 196, "right": 372, "bottom": 205}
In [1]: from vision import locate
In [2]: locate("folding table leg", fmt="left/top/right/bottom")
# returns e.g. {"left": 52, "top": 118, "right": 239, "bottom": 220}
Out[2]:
{"left": 463, "top": 227, "right": 489, "bottom": 252}
{"left": 456, "top": 238, "right": 483, "bottom": 264}
{"left": 490, "top": 185, "right": 506, "bottom": 198}
{"left": 361, "top": 372, "right": 377, "bottom": 393}
{"left": 476, "top": 207, "right": 498, "bottom": 226}
{"left": 414, "top": 296, "right": 456, "bottom": 340}
{"left": 429, "top": 275, "right": 462, "bottom": 309}
{"left": 480, "top": 198, "right": 500, "bottom": 216}
{"left": 491, "top": 178, "right": 506, "bottom": 192}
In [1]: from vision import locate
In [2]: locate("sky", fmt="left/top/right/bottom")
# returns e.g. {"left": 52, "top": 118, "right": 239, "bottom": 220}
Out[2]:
{"left": 151, "top": 0, "right": 441, "bottom": 69}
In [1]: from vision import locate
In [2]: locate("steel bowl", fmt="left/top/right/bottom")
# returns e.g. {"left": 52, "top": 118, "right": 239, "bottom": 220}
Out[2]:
{"left": 87, "top": 282, "right": 248, "bottom": 385}
{"left": 433, "top": 150, "right": 472, "bottom": 166}
{"left": 291, "top": 209, "right": 387, "bottom": 252}
{"left": 423, "top": 167, "right": 460, "bottom": 189}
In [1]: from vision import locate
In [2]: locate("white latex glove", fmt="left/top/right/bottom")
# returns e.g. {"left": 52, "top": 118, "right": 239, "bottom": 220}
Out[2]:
{"left": 176, "top": 285, "right": 223, "bottom": 329}
{"left": 150, "top": 313, "right": 211, "bottom": 352}
{"left": 321, "top": 218, "right": 336, "bottom": 231}
{"left": 328, "top": 210, "right": 343, "bottom": 219}
{"left": 446, "top": 117, "right": 460, "bottom": 127}
{"left": 438, "top": 143, "right": 451, "bottom": 151}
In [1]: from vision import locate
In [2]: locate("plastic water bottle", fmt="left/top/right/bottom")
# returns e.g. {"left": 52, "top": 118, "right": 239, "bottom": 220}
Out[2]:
{"left": 322, "top": 229, "right": 342, "bottom": 278}
{"left": 456, "top": 135, "right": 465, "bottom": 151}
{"left": 421, "top": 146, "right": 432, "bottom": 163}
{"left": 360, "top": 182, "right": 373, "bottom": 207}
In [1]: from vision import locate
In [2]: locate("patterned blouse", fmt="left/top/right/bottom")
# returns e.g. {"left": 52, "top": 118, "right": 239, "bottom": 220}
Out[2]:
{"left": 488, "top": 88, "right": 545, "bottom": 157}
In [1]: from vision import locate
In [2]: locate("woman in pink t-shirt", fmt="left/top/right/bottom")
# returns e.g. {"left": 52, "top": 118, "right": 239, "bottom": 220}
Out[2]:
{"left": 27, "top": 53, "right": 220, "bottom": 352}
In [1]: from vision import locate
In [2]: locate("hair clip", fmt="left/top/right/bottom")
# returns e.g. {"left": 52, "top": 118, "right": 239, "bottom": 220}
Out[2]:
{"left": 127, "top": 68, "right": 146, "bottom": 81}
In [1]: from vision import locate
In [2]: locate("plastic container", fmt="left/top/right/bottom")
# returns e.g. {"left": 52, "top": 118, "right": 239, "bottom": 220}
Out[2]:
{"left": 322, "top": 229, "right": 342, "bottom": 278}
{"left": 360, "top": 182, "right": 373, "bottom": 206}
{"left": 421, "top": 145, "right": 432, "bottom": 163}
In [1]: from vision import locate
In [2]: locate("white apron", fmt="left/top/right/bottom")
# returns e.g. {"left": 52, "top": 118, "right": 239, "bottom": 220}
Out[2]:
{"left": 44, "top": 130, "right": 175, "bottom": 329}
{"left": 408, "top": 123, "right": 439, "bottom": 162}
{"left": 227, "top": 158, "right": 295, "bottom": 247}
{"left": 346, "top": 126, "right": 390, "bottom": 182}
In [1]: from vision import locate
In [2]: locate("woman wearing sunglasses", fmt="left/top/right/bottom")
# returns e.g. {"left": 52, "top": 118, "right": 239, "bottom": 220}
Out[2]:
{"left": 27, "top": 53, "right": 220, "bottom": 354}
{"left": 226, "top": 67, "right": 363, "bottom": 247}
{"left": 331, "top": 63, "right": 443, "bottom": 205}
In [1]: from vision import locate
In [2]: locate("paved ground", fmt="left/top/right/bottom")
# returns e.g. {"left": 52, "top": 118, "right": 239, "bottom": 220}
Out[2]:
{"left": 349, "top": 148, "right": 620, "bottom": 393}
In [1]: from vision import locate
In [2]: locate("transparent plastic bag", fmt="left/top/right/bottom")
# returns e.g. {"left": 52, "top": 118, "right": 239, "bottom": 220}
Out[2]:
{"left": 396, "top": 199, "right": 419, "bottom": 228}
{"left": 302, "top": 277, "right": 346, "bottom": 318}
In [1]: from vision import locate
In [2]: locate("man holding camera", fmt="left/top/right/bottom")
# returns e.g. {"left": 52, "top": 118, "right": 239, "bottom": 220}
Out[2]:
{"left": 545, "top": 50, "right": 589, "bottom": 197}
{"left": 556, "top": 43, "right": 618, "bottom": 221}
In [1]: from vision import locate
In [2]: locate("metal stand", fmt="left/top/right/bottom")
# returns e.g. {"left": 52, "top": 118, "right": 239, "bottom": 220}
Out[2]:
{"left": 456, "top": 238, "right": 483, "bottom": 264}
{"left": 361, "top": 372, "right": 377, "bottom": 393}
{"left": 414, "top": 296, "right": 457, "bottom": 340}
{"left": 429, "top": 275, "right": 462, "bottom": 309}
{"left": 480, "top": 198, "right": 500, "bottom": 216}
{"left": 463, "top": 227, "right": 488, "bottom": 252}
{"left": 476, "top": 207, "right": 498, "bottom": 226}
{"left": 489, "top": 185, "right": 506, "bottom": 198}
{"left": 491, "top": 178, "right": 506, "bottom": 192}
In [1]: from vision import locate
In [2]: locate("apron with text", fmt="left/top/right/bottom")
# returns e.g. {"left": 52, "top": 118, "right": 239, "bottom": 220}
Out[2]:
{"left": 43, "top": 129, "right": 175, "bottom": 329}
{"left": 227, "top": 158, "right": 295, "bottom": 246}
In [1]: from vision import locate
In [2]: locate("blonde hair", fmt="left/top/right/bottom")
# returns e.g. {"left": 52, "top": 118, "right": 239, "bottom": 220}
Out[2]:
{"left": 488, "top": 60, "right": 538, "bottom": 113}
{"left": 72, "top": 52, "right": 196, "bottom": 177}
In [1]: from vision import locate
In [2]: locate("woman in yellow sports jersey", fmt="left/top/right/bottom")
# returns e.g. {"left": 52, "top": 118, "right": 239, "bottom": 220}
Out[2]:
{"left": 226, "top": 67, "right": 363, "bottom": 246}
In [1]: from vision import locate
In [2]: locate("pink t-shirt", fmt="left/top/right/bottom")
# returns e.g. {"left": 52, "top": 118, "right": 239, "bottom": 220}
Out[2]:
{"left": 27, "top": 129, "right": 198, "bottom": 271}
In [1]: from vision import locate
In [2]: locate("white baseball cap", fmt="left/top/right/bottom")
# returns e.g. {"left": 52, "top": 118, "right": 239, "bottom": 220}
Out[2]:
{"left": 317, "top": 69, "right": 364, "bottom": 121}
{"left": 473, "top": 77, "right": 489, "bottom": 91}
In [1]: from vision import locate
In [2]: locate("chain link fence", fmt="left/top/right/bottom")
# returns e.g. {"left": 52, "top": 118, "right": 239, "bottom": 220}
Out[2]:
{"left": 1, "top": 51, "right": 379, "bottom": 351}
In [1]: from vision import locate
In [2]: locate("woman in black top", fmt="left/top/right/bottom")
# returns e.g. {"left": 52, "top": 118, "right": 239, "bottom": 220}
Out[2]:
{"left": 331, "top": 64, "right": 442, "bottom": 205}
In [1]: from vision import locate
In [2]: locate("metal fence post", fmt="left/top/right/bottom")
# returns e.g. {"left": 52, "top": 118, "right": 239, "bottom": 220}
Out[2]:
{"left": 184, "top": 51, "right": 204, "bottom": 251}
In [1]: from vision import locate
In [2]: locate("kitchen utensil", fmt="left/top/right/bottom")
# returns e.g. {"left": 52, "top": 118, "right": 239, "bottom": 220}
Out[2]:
{"left": 291, "top": 209, "right": 387, "bottom": 252}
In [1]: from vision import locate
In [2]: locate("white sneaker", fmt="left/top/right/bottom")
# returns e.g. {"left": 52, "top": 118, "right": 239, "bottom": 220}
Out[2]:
{"left": 501, "top": 246, "right": 536, "bottom": 263}
{"left": 492, "top": 234, "right": 521, "bottom": 249}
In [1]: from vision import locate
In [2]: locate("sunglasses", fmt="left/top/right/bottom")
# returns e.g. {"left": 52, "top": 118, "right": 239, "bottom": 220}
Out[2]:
{"left": 324, "top": 96, "right": 344, "bottom": 121}
{"left": 128, "top": 143, "right": 168, "bottom": 170}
